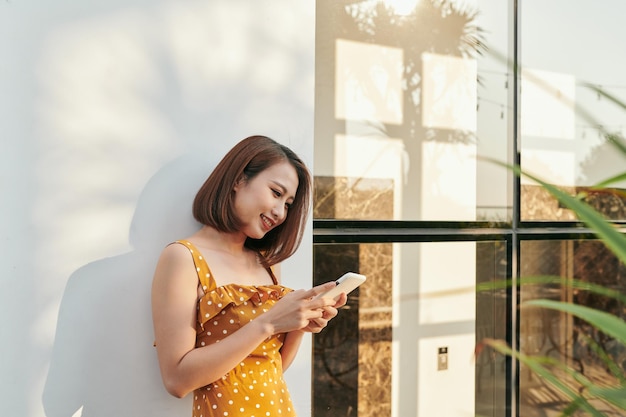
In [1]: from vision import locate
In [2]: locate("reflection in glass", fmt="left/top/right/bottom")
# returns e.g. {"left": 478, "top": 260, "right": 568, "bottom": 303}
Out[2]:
{"left": 312, "top": 241, "right": 507, "bottom": 417}
{"left": 314, "top": 0, "right": 511, "bottom": 222}
{"left": 313, "top": 243, "right": 393, "bottom": 417}
{"left": 519, "top": 240, "right": 626, "bottom": 416}
{"left": 335, "top": 39, "right": 404, "bottom": 124}
{"left": 520, "top": 1, "right": 626, "bottom": 221}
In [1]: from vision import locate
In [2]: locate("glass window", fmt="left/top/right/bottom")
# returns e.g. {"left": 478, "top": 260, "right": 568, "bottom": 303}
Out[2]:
{"left": 314, "top": 0, "right": 511, "bottom": 222}
{"left": 312, "top": 240, "right": 507, "bottom": 417}
{"left": 520, "top": 1, "right": 626, "bottom": 221}
{"left": 314, "top": 2, "right": 626, "bottom": 416}
{"left": 519, "top": 240, "right": 626, "bottom": 416}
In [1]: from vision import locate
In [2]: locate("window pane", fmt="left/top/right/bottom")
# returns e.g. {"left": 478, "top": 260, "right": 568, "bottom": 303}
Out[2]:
{"left": 312, "top": 240, "right": 507, "bottom": 417}
{"left": 520, "top": 1, "right": 626, "bottom": 221}
{"left": 314, "top": 0, "right": 511, "bottom": 221}
{"left": 519, "top": 240, "right": 626, "bottom": 416}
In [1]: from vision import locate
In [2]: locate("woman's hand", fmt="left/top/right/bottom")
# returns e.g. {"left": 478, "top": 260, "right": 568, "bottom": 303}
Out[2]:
{"left": 258, "top": 282, "right": 340, "bottom": 334}
{"left": 277, "top": 286, "right": 348, "bottom": 369}
{"left": 302, "top": 292, "right": 347, "bottom": 333}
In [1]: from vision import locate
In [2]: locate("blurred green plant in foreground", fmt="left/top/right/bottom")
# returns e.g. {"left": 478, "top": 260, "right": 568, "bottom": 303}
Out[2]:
{"left": 478, "top": 84, "right": 626, "bottom": 416}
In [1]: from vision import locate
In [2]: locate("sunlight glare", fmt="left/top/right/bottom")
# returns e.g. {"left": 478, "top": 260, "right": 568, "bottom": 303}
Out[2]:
{"left": 384, "top": 0, "right": 420, "bottom": 16}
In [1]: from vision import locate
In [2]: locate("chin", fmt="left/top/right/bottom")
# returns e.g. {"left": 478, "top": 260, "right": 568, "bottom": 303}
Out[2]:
{"left": 248, "top": 230, "right": 268, "bottom": 240}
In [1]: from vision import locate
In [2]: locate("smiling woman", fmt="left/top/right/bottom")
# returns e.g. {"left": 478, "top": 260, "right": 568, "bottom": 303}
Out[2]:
{"left": 151, "top": 135, "right": 348, "bottom": 417}
{"left": 232, "top": 161, "right": 299, "bottom": 240}
{"left": 191, "top": 135, "right": 311, "bottom": 267}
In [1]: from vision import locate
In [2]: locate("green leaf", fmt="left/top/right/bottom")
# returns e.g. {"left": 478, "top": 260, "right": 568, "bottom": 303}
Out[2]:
{"left": 476, "top": 275, "right": 626, "bottom": 305}
{"left": 583, "top": 82, "right": 626, "bottom": 115}
{"left": 580, "top": 332, "right": 626, "bottom": 384}
{"left": 524, "top": 299, "right": 626, "bottom": 346}
{"left": 485, "top": 158, "right": 626, "bottom": 267}
{"left": 478, "top": 338, "right": 605, "bottom": 416}
{"left": 592, "top": 171, "right": 626, "bottom": 189}
{"left": 587, "top": 385, "right": 626, "bottom": 410}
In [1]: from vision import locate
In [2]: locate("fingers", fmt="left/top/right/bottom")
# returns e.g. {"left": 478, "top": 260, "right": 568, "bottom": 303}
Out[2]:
{"left": 270, "top": 282, "right": 345, "bottom": 334}
{"left": 333, "top": 292, "right": 348, "bottom": 308}
{"left": 308, "top": 306, "right": 336, "bottom": 323}
{"left": 303, "top": 304, "right": 339, "bottom": 333}
{"left": 320, "top": 305, "right": 338, "bottom": 320}
{"left": 301, "top": 281, "right": 336, "bottom": 299}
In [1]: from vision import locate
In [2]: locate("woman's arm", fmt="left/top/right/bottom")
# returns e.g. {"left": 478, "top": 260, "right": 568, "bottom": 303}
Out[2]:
{"left": 151, "top": 244, "right": 273, "bottom": 397}
{"left": 152, "top": 244, "right": 337, "bottom": 398}
{"left": 273, "top": 264, "right": 303, "bottom": 371}
{"left": 280, "top": 330, "right": 305, "bottom": 370}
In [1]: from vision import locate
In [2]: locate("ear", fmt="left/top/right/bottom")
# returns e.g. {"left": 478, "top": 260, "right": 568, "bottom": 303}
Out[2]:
{"left": 233, "top": 175, "right": 246, "bottom": 191}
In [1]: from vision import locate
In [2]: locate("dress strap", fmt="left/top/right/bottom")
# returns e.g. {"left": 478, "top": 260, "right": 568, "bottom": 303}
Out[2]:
{"left": 174, "top": 240, "right": 216, "bottom": 292}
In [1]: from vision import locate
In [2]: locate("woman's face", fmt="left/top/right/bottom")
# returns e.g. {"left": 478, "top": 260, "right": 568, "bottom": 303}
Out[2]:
{"left": 233, "top": 161, "right": 299, "bottom": 240}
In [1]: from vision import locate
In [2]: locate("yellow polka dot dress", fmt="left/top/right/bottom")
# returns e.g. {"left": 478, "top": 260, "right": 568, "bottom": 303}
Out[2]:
{"left": 176, "top": 240, "right": 298, "bottom": 417}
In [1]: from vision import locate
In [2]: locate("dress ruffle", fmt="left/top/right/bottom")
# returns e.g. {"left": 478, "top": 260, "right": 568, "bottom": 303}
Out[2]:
{"left": 197, "top": 284, "right": 292, "bottom": 330}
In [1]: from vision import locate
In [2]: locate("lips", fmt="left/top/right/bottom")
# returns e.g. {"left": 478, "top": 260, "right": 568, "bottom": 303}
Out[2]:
{"left": 261, "top": 214, "right": 275, "bottom": 230}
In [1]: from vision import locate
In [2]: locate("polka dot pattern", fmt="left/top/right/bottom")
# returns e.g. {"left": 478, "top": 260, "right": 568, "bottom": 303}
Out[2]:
{"left": 176, "top": 241, "right": 297, "bottom": 417}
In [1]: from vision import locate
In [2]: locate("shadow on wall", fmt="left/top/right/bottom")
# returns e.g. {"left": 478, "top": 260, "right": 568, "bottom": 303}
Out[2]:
{"left": 29, "top": 2, "right": 315, "bottom": 414}
{"left": 42, "top": 154, "right": 213, "bottom": 417}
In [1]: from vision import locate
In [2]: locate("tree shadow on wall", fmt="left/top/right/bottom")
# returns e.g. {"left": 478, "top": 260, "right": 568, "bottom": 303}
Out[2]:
{"left": 332, "top": 0, "right": 485, "bottom": 143}
{"left": 42, "top": 155, "right": 209, "bottom": 417}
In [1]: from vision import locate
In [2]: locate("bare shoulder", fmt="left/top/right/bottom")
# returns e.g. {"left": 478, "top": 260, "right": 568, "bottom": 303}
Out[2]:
{"left": 153, "top": 242, "right": 197, "bottom": 286}
{"left": 159, "top": 241, "right": 193, "bottom": 261}
{"left": 152, "top": 242, "right": 199, "bottom": 355}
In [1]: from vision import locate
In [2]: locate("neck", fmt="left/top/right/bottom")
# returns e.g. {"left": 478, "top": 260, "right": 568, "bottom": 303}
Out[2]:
{"left": 197, "top": 226, "right": 247, "bottom": 255}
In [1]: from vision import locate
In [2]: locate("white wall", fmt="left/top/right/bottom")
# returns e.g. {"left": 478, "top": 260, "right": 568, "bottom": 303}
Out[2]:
{"left": 0, "top": 1, "right": 315, "bottom": 416}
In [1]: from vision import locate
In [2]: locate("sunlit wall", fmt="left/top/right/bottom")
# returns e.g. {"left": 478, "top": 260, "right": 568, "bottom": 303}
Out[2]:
{"left": 0, "top": 2, "right": 315, "bottom": 416}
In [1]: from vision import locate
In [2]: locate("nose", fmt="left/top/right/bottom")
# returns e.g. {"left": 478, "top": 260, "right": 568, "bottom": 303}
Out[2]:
{"left": 271, "top": 203, "right": 286, "bottom": 222}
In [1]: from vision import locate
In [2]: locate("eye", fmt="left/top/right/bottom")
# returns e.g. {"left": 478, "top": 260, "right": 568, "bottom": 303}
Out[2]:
{"left": 272, "top": 188, "right": 282, "bottom": 197}
{"left": 285, "top": 202, "right": 292, "bottom": 210}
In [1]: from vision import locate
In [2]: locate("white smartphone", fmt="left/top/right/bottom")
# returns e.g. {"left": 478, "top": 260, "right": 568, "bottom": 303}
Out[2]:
{"left": 314, "top": 272, "right": 367, "bottom": 301}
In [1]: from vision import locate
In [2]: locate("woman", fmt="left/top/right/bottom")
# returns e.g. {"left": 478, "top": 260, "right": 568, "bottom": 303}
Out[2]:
{"left": 152, "top": 135, "right": 346, "bottom": 417}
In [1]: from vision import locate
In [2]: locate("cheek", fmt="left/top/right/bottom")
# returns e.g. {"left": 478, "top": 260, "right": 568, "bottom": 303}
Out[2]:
{"left": 279, "top": 208, "right": 292, "bottom": 224}
{"left": 232, "top": 194, "right": 250, "bottom": 218}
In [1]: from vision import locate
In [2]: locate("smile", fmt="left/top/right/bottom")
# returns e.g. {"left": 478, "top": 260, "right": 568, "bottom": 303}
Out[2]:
{"left": 261, "top": 214, "right": 275, "bottom": 229}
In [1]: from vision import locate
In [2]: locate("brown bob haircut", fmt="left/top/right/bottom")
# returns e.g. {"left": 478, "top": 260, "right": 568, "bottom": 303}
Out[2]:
{"left": 192, "top": 135, "right": 312, "bottom": 267}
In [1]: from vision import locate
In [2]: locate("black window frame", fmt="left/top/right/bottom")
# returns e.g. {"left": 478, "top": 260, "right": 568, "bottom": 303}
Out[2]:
{"left": 313, "top": 219, "right": 626, "bottom": 417}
